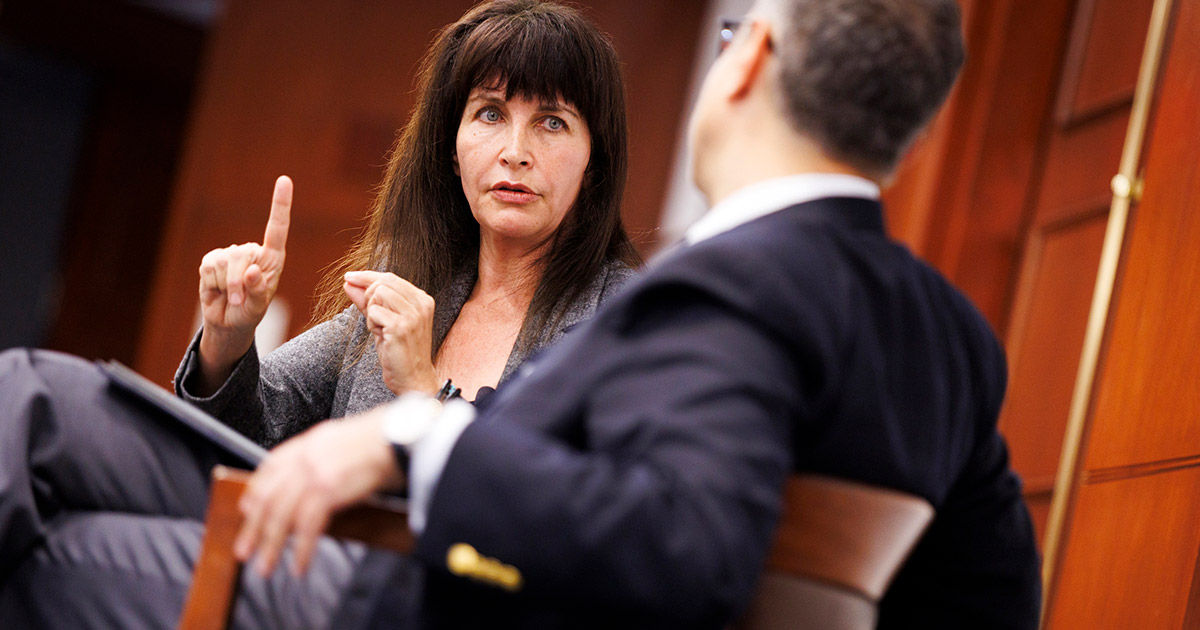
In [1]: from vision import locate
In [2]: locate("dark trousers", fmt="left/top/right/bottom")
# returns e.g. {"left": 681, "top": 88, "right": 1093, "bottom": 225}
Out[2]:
{"left": 0, "top": 349, "right": 364, "bottom": 629}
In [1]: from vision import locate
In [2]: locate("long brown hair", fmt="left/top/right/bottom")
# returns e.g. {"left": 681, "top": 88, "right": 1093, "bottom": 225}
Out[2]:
{"left": 314, "top": 0, "right": 638, "bottom": 351}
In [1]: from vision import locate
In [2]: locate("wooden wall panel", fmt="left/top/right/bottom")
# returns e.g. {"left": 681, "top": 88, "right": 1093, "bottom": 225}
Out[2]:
{"left": 1045, "top": 0, "right": 1200, "bottom": 625}
{"left": 984, "top": 0, "right": 1152, "bottom": 559}
{"left": 1002, "top": 218, "right": 1107, "bottom": 486}
{"left": 1024, "top": 493, "right": 1052, "bottom": 547}
{"left": 1032, "top": 112, "right": 1128, "bottom": 226}
{"left": 135, "top": 0, "right": 442, "bottom": 385}
{"left": 135, "top": 0, "right": 704, "bottom": 383}
{"left": 921, "top": 0, "right": 1077, "bottom": 334}
{"left": 1080, "top": 0, "right": 1200, "bottom": 471}
{"left": 590, "top": 1, "right": 705, "bottom": 247}
{"left": 880, "top": 0, "right": 1156, "bottom": 560}
{"left": 1057, "top": 0, "right": 1157, "bottom": 124}
{"left": 1046, "top": 467, "right": 1200, "bottom": 629}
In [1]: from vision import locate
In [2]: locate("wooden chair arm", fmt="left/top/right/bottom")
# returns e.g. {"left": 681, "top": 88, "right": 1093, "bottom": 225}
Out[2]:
{"left": 178, "top": 466, "right": 414, "bottom": 630}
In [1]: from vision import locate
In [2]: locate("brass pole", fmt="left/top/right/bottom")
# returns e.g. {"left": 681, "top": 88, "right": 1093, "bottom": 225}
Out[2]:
{"left": 1039, "top": 0, "right": 1176, "bottom": 625}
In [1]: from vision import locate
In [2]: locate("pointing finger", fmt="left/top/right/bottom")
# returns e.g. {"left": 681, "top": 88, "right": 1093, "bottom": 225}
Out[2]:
{"left": 262, "top": 175, "right": 292, "bottom": 255}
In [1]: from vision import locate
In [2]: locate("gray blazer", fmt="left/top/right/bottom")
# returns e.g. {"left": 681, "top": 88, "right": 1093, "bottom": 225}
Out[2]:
{"left": 175, "top": 261, "right": 634, "bottom": 447}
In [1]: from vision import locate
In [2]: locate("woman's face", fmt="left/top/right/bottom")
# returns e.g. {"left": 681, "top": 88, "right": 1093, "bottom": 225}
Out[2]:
{"left": 455, "top": 85, "right": 591, "bottom": 252}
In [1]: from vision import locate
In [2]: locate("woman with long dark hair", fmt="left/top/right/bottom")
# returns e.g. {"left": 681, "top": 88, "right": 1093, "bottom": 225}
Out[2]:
{"left": 0, "top": 2, "right": 642, "bottom": 627}
{"left": 180, "top": 0, "right": 639, "bottom": 446}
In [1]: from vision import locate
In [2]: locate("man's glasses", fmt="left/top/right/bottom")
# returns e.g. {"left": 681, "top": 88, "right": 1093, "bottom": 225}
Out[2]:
{"left": 718, "top": 18, "right": 772, "bottom": 55}
{"left": 718, "top": 18, "right": 741, "bottom": 54}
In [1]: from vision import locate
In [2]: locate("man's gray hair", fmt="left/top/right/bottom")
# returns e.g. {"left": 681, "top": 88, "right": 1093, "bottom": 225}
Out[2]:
{"left": 768, "top": 0, "right": 965, "bottom": 177}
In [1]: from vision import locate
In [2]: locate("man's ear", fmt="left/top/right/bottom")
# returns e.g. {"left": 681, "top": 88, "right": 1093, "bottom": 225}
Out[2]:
{"left": 728, "top": 19, "right": 773, "bottom": 100}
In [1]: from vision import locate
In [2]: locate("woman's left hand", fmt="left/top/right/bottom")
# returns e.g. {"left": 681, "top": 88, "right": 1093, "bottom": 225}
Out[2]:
{"left": 233, "top": 408, "right": 402, "bottom": 577}
{"left": 344, "top": 271, "right": 441, "bottom": 395}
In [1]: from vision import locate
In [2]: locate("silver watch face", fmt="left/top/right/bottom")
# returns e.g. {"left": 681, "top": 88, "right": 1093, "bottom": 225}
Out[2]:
{"left": 383, "top": 397, "right": 442, "bottom": 446}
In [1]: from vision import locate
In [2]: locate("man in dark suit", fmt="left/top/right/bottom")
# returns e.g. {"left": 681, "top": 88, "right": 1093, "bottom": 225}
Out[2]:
{"left": 233, "top": 0, "right": 1040, "bottom": 627}
{"left": 0, "top": 0, "right": 1040, "bottom": 627}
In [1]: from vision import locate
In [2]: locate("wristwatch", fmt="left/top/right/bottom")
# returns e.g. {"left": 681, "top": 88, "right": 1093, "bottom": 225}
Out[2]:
{"left": 382, "top": 394, "right": 443, "bottom": 448}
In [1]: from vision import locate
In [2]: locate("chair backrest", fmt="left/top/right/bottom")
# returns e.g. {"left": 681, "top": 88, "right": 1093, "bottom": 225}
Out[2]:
{"left": 734, "top": 475, "right": 934, "bottom": 630}
{"left": 179, "top": 468, "right": 931, "bottom": 630}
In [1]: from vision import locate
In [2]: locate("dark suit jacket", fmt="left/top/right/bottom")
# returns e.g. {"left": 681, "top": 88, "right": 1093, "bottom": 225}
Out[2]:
{"left": 391, "top": 197, "right": 1040, "bottom": 628}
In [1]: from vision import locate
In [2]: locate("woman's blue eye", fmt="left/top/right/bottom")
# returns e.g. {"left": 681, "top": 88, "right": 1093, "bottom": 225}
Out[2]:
{"left": 481, "top": 108, "right": 500, "bottom": 122}
{"left": 545, "top": 117, "right": 565, "bottom": 131}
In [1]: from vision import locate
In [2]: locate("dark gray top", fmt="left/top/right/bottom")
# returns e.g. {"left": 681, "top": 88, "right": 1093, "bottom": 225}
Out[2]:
{"left": 175, "top": 261, "right": 634, "bottom": 447}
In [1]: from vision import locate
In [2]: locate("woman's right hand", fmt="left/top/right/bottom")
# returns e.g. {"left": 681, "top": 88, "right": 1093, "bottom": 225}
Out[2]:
{"left": 195, "top": 176, "right": 292, "bottom": 388}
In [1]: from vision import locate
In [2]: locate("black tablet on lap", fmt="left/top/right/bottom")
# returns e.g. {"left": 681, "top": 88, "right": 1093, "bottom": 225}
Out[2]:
{"left": 97, "top": 359, "right": 267, "bottom": 467}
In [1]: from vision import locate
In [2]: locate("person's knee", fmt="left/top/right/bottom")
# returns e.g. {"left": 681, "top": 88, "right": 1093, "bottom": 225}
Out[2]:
{"left": 0, "top": 347, "right": 36, "bottom": 375}
{"left": 0, "top": 348, "right": 105, "bottom": 403}
{"left": 0, "top": 348, "right": 86, "bottom": 374}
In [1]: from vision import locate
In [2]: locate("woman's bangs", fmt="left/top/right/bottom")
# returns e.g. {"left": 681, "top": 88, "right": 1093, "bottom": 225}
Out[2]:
{"left": 454, "top": 17, "right": 595, "bottom": 116}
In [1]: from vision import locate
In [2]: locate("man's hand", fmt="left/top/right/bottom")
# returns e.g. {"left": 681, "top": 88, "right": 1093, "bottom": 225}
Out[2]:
{"left": 344, "top": 270, "right": 440, "bottom": 395}
{"left": 233, "top": 408, "right": 403, "bottom": 577}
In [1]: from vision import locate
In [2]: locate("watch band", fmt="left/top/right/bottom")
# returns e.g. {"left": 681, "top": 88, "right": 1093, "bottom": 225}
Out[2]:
{"left": 435, "top": 379, "right": 462, "bottom": 402}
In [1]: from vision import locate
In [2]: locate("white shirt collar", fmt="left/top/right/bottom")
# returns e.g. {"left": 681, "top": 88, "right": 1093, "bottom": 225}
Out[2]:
{"left": 684, "top": 174, "right": 881, "bottom": 245}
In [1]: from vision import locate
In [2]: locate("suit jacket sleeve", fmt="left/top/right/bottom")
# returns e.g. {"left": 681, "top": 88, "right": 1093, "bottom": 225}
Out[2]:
{"left": 414, "top": 283, "right": 804, "bottom": 624}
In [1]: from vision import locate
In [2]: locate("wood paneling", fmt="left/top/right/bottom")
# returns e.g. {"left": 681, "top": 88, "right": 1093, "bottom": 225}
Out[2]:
{"left": 1002, "top": 216, "right": 1108, "bottom": 484}
{"left": 1056, "top": 0, "right": 1156, "bottom": 125}
{"left": 135, "top": 0, "right": 437, "bottom": 383}
{"left": 922, "top": 0, "right": 1078, "bottom": 334}
{"left": 589, "top": 2, "right": 705, "bottom": 247}
{"left": 1046, "top": 467, "right": 1200, "bottom": 629}
{"left": 1186, "top": 551, "right": 1200, "bottom": 629}
{"left": 873, "top": 1, "right": 1165, "bottom": 566}
{"left": 135, "top": 0, "right": 704, "bottom": 382}
{"left": 1024, "top": 491, "right": 1053, "bottom": 546}
{"left": 1080, "top": 0, "right": 1200, "bottom": 471}
{"left": 989, "top": 0, "right": 1154, "bottom": 563}
{"left": 1032, "top": 112, "right": 1129, "bottom": 226}
{"left": 882, "top": 0, "right": 1155, "bottom": 563}
{"left": 1045, "top": 0, "right": 1200, "bottom": 625}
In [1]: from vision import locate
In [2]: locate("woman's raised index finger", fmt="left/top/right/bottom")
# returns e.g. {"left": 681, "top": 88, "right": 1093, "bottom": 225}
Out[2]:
{"left": 262, "top": 175, "right": 292, "bottom": 253}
